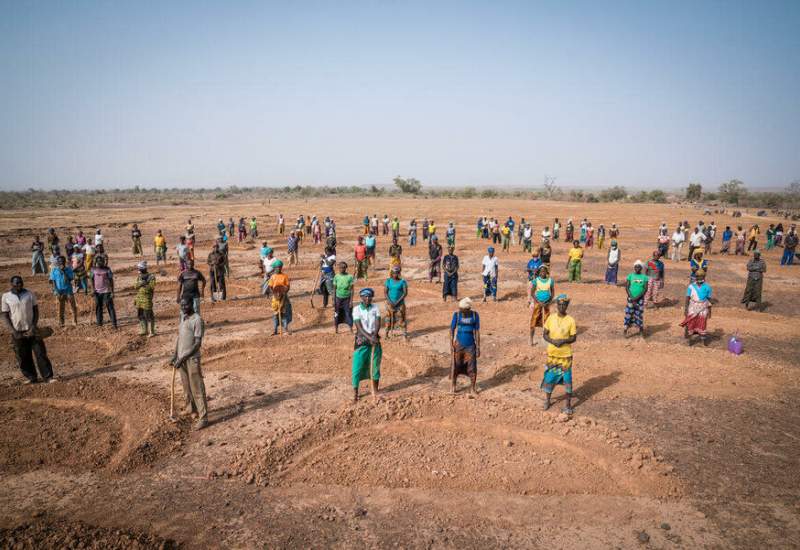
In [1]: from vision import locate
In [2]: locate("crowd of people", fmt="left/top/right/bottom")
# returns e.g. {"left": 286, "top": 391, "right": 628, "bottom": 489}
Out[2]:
{"left": 5, "top": 211, "right": 797, "bottom": 428}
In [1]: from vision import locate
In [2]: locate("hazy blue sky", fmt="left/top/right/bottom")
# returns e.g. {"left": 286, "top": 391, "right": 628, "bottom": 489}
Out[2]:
{"left": 2, "top": 1, "right": 799, "bottom": 191}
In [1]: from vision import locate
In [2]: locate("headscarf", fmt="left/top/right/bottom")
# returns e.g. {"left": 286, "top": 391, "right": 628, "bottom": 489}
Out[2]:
{"left": 137, "top": 261, "right": 147, "bottom": 271}
{"left": 458, "top": 297, "right": 472, "bottom": 309}
{"left": 556, "top": 293, "right": 570, "bottom": 303}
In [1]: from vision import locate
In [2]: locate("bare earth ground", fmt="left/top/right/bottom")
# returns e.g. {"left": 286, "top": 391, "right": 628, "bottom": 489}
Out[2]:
{"left": 0, "top": 197, "right": 798, "bottom": 549}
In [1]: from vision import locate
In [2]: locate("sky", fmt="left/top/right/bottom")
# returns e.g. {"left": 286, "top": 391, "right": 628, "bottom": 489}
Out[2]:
{"left": 1, "top": 0, "right": 799, "bottom": 191}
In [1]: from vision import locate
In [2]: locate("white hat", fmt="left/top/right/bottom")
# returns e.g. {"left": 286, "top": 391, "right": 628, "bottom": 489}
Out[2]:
{"left": 634, "top": 260, "right": 644, "bottom": 268}
{"left": 458, "top": 297, "right": 472, "bottom": 309}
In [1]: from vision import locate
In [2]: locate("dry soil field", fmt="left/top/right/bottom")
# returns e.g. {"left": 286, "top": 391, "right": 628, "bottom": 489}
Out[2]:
{"left": 0, "top": 197, "right": 798, "bottom": 549}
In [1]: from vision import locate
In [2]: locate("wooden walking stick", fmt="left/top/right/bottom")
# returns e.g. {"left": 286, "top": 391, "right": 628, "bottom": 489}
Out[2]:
{"left": 169, "top": 365, "right": 176, "bottom": 420}
{"left": 277, "top": 295, "right": 284, "bottom": 335}
{"left": 310, "top": 269, "right": 321, "bottom": 309}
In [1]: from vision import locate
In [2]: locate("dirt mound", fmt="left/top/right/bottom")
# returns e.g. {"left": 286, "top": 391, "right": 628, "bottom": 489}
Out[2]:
{"left": 0, "top": 520, "right": 179, "bottom": 549}
{"left": 0, "top": 377, "right": 188, "bottom": 474}
{"left": 231, "top": 394, "right": 681, "bottom": 497}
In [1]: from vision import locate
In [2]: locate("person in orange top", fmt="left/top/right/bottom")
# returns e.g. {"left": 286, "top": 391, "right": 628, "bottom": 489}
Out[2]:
{"left": 268, "top": 260, "right": 291, "bottom": 335}
{"left": 354, "top": 236, "right": 369, "bottom": 281}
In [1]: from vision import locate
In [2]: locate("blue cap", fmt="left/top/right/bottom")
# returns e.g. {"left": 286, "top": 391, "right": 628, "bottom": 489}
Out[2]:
{"left": 488, "top": 247, "right": 495, "bottom": 253}
{"left": 359, "top": 288, "right": 374, "bottom": 298}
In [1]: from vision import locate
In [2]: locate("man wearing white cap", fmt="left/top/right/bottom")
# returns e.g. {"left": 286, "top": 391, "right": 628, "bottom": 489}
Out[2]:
{"left": 450, "top": 297, "right": 480, "bottom": 395}
{"left": 133, "top": 261, "right": 156, "bottom": 337}
{"left": 624, "top": 260, "right": 649, "bottom": 337}
{"left": 481, "top": 247, "right": 499, "bottom": 302}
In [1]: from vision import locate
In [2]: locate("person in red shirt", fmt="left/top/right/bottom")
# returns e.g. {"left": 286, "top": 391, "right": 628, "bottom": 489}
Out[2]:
{"left": 354, "top": 236, "right": 369, "bottom": 281}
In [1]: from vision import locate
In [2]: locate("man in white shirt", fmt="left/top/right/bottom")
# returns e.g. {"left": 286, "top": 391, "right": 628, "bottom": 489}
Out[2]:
{"left": 94, "top": 229, "right": 104, "bottom": 247}
{"left": 2, "top": 276, "right": 55, "bottom": 383}
{"left": 351, "top": 288, "right": 382, "bottom": 402}
{"left": 481, "top": 247, "right": 499, "bottom": 302}
{"left": 688, "top": 228, "right": 706, "bottom": 261}
{"left": 670, "top": 227, "right": 685, "bottom": 262}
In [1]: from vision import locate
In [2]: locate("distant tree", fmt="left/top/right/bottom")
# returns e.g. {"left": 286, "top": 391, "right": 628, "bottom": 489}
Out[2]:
{"left": 480, "top": 188, "right": 498, "bottom": 198}
{"left": 648, "top": 190, "right": 667, "bottom": 203}
{"left": 599, "top": 186, "right": 627, "bottom": 202}
{"left": 686, "top": 183, "right": 702, "bottom": 201}
{"left": 543, "top": 175, "right": 559, "bottom": 198}
{"left": 718, "top": 179, "right": 747, "bottom": 205}
{"left": 461, "top": 186, "right": 477, "bottom": 198}
{"left": 393, "top": 176, "right": 422, "bottom": 194}
{"left": 787, "top": 180, "right": 800, "bottom": 198}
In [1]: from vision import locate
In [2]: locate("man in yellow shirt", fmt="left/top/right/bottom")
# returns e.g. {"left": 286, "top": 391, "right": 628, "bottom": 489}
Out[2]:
{"left": 540, "top": 294, "right": 577, "bottom": 414}
{"left": 566, "top": 240, "right": 583, "bottom": 282}
{"left": 501, "top": 225, "right": 511, "bottom": 252}
{"left": 154, "top": 230, "right": 167, "bottom": 267}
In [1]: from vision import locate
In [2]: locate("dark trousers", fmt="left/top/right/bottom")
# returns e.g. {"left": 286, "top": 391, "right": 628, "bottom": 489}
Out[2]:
{"left": 334, "top": 296, "right": 353, "bottom": 327}
{"left": 13, "top": 335, "right": 54, "bottom": 382}
{"left": 94, "top": 292, "right": 117, "bottom": 327}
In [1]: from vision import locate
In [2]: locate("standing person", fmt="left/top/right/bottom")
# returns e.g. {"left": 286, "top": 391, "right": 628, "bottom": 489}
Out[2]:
{"left": 522, "top": 224, "right": 533, "bottom": 253}
{"left": 408, "top": 219, "right": 418, "bottom": 247}
{"left": 384, "top": 266, "right": 409, "bottom": 339}
{"left": 428, "top": 235, "right": 443, "bottom": 284}
{"left": 82, "top": 240, "right": 95, "bottom": 273}
{"left": 765, "top": 224, "right": 776, "bottom": 250}
{"left": 605, "top": 240, "right": 621, "bottom": 285}
{"left": 268, "top": 260, "right": 292, "bottom": 335}
{"left": 540, "top": 240, "right": 553, "bottom": 270}
{"left": 94, "top": 228, "right": 104, "bottom": 248}
{"left": 154, "top": 230, "right": 167, "bottom": 267}
{"left": 579, "top": 220, "right": 587, "bottom": 245}
{"left": 491, "top": 221, "right": 501, "bottom": 245}
{"left": 287, "top": 231, "right": 299, "bottom": 265}
{"left": 71, "top": 245, "right": 89, "bottom": 295}
{"left": 566, "top": 240, "right": 583, "bottom": 283}
{"left": 371, "top": 214, "right": 379, "bottom": 236}
{"left": 585, "top": 223, "right": 594, "bottom": 248}
{"left": 31, "top": 237, "right": 47, "bottom": 275}
{"left": 46, "top": 228, "right": 60, "bottom": 255}
{"left": 596, "top": 224, "right": 606, "bottom": 249}
{"left": 391, "top": 217, "right": 400, "bottom": 239}
{"left": 237, "top": 217, "right": 247, "bottom": 243}
{"left": 49, "top": 256, "right": 78, "bottom": 327}
{"left": 90, "top": 256, "right": 117, "bottom": 329}
{"left": 734, "top": 226, "right": 747, "bottom": 255}
{"left": 742, "top": 250, "right": 767, "bottom": 310}
{"left": 671, "top": 225, "right": 686, "bottom": 261}
{"left": 354, "top": 236, "right": 369, "bottom": 281}
{"left": 227, "top": 217, "right": 235, "bottom": 237}
{"left": 217, "top": 235, "right": 230, "bottom": 277}
{"left": 93, "top": 243, "right": 108, "bottom": 269}
{"left": 481, "top": 247, "right": 499, "bottom": 302}
{"left": 332, "top": 261, "right": 354, "bottom": 333}
{"left": 277, "top": 214, "right": 285, "bottom": 235}
{"left": 450, "top": 297, "right": 480, "bottom": 395}
{"left": 312, "top": 216, "right": 322, "bottom": 244}
{"left": 177, "top": 259, "right": 206, "bottom": 317}
{"left": 526, "top": 249, "right": 543, "bottom": 282}
{"left": 351, "top": 288, "right": 382, "bottom": 403}
{"left": 260, "top": 248, "right": 276, "bottom": 296}
{"left": 609, "top": 223, "right": 620, "bottom": 242}
{"left": 382, "top": 214, "right": 390, "bottom": 236}
{"left": 250, "top": 216, "right": 258, "bottom": 239}
{"left": 134, "top": 261, "right": 157, "bottom": 337}
{"left": 388, "top": 237, "right": 403, "bottom": 273}
{"left": 680, "top": 270, "right": 712, "bottom": 346}
{"left": 325, "top": 229, "right": 337, "bottom": 257}
{"left": 442, "top": 246, "right": 459, "bottom": 302}
{"left": 705, "top": 222, "right": 716, "bottom": 254}
{"left": 318, "top": 253, "right": 336, "bottom": 308}
{"left": 476, "top": 217, "right": 483, "bottom": 239}
{"left": 422, "top": 217, "right": 429, "bottom": 241}
{"left": 747, "top": 224, "right": 760, "bottom": 252}
{"left": 501, "top": 223, "right": 511, "bottom": 252}
{"left": 623, "top": 261, "right": 649, "bottom": 337}
{"left": 540, "top": 294, "right": 577, "bottom": 413}
{"left": 176, "top": 236, "right": 190, "bottom": 272}
{"left": 644, "top": 251, "right": 665, "bottom": 307}
{"left": 553, "top": 218, "right": 561, "bottom": 241}
{"left": 529, "top": 266, "right": 554, "bottom": 346}
{"left": 3, "top": 276, "right": 55, "bottom": 384}
{"left": 131, "top": 224, "right": 143, "bottom": 256}
{"left": 781, "top": 225, "right": 798, "bottom": 265}
{"left": 171, "top": 299, "right": 208, "bottom": 430}
{"left": 428, "top": 219, "right": 437, "bottom": 240}
{"left": 365, "top": 232, "right": 377, "bottom": 266}
{"left": 446, "top": 222, "right": 456, "bottom": 248}
{"left": 689, "top": 249, "right": 709, "bottom": 283}
{"left": 207, "top": 244, "right": 227, "bottom": 302}
{"left": 506, "top": 216, "right": 515, "bottom": 245}
{"left": 565, "top": 219, "right": 574, "bottom": 243}
{"left": 657, "top": 230, "right": 670, "bottom": 258}
{"left": 518, "top": 218, "right": 526, "bottom": 247}
{"left": 720, "top": 225, "right": 733, "bottom": 255}
{"left": 216, "top": 219, "right": 226, "bottom": 236}
{"left": 688, "top": 227, "right": 706, "bottom": 261}
{"left": 775, "top": 223, "right": 784, "bottom": 247}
